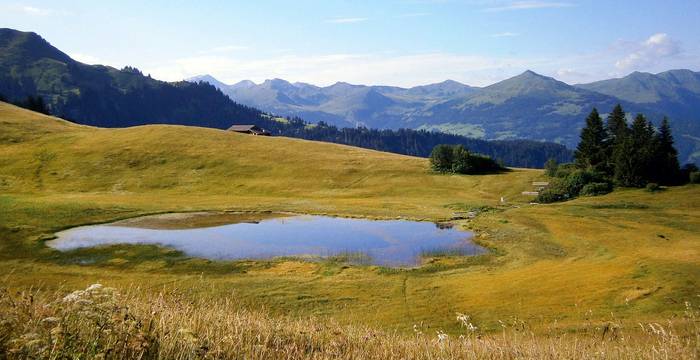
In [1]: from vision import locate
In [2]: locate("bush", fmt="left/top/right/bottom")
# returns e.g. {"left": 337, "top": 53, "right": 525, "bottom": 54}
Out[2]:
{"left": 537, "top": 169, "right": 612, "bottom": 203}
{"left": 451, "top": 145, "right": 470, "bottom": 174}
{"left": 645, "top": 183, "right": 661, "bottom": 192}
{"left": 563, "top": 169, "right": 595, "bottom": 196}
{"left": 462, "top": 153, "right": 501, "bottom": 174}
{"left": 679, "top": 164, "right": 699, "bottom": 184}
{"left": 689, "top": 172, "right": 700, "bottom": 184}
{"left": 554, "top": 163, "right": 577, "bottom": 178}
{"left": 429, "top": 144, "right": 454, "bottom": 172}
{"left": 580, "top": 182, "right": 612, "bottom": 196}
{"left": 430, "top": 144, "right": 502, "bottom": 175}
{"left": 544, "top": 158, "right": 558, "bottom": 177}
{"left": 536, "top": 179, "right": 570, "bottom": 203}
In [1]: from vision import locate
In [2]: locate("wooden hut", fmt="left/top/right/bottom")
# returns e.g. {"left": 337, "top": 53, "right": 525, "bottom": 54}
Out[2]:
{"left": 227, "top": 125, "right": 270, "bottom": 136}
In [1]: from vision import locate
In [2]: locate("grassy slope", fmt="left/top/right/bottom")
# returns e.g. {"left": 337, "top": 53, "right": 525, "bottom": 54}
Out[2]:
{"left": 0, "top": 101, "right": 698, "bottom": 334}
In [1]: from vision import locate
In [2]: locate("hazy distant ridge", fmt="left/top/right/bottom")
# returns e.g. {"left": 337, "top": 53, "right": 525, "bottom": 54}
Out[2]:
{"left": 190, "top": 69, "right": 700, "bottom": 164}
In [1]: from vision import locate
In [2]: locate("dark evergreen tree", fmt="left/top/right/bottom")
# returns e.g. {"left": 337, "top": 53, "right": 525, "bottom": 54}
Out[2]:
{"left": 615, "top": 114, "right": 654, "bottom": 187}
{"left": 604, "top": 104, "right": 628, "bottom": 175}
{"left": 20, "top": 95, "right": 50, "bottom": 115}
{"left": 652, "top": 117, "right": 681, "bottom": 184}
{"left": 574, "top": 108, "right": 606, "bottom": 171}
{"left": 606, "top": 104, "right": 628, "bottom": 142}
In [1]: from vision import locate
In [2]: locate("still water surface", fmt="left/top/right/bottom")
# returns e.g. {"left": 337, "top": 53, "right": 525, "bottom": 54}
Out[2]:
{"left": 48, "top": 214, "right": 482, "bottom": 267}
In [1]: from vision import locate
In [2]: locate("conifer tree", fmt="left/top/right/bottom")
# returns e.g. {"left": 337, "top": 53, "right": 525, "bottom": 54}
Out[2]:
{"left": 615, "top": 114, "right": 654, "bottom": 187}
{"left": 653, "top": 117, "right": 681, "bottom": 184}
{"left": 604, "top": 104, "right": 628, "bottom": 175}
{"left": 574, "top": 108, "right": 606, "bottom": 171}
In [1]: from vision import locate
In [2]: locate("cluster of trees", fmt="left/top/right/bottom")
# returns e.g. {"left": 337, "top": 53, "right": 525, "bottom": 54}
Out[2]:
{"left": 429, "top": 144, "right": 503, "bottom": 174}
{"left": 574, "top": 105, "right": 682, "bottom": 186}
{"left": 538, "top": 105, "right": 699, "bottom": 203}
{"left": 0, "top": 94, "right": 51, "bottom": 115}
{"left": 275, "top": 119, "right": 571, "bottom": 168}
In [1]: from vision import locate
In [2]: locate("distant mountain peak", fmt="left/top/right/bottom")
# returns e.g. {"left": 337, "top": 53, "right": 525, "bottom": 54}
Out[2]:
{"left": 187, "top": 74, "right": 219, "bottom": 82}
{"left": 515, "top": 70, "right": 553, "bottom": 80}
{"left": 576, "top": 68, "right": 700, "bottom": 105}
{"left": 233, "top": 79, "right": 256, "bottom": 88}
{"left": 427, "top": 79, "right": 470, "bottom": 88}
{"left": 484, "top": 70, "right": 569, "bottom": 94}
{"left": 186, "top": 74, "right": 229, "bottom": 90}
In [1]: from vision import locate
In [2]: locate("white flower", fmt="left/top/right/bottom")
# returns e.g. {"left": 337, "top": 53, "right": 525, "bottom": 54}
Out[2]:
{"left": 62, "top": 290, "right": 85, "bottom": 302}
{"left": 456, "top": 312, "right": 471, "bottom": 327}
{"left": 86, "top": 283, "right": 103, "bottom": 292}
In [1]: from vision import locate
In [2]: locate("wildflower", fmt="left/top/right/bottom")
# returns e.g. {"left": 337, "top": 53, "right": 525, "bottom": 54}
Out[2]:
{"left": 62, "top": 290, "right": 85, "bottom": 302}
{"left": 456, "top": 312, "right": 470, "bottom": 327}
{"left": 436, "top": 330, "right": 448, "bottom": 343}
{"left": 86, "top": 283, "right": 103, "bottom": 292}
{"left": 75, "top": 299, "right": 94, "bottom": 306}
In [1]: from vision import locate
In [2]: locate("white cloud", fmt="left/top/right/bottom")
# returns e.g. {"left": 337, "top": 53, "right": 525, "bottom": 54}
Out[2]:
{"left": 0, "top": 4, "right": 73, "bottom": 16}
{"left": 67, "top": 52, "right": 125, "bottom": 68}
{"left": 615, "top": 33, "right": 681, "bottom": 70}
{"left": 0, "top": 4, "right": 53, "bottom": 15}
{"left": 69, "top": 53, "right": 102, "bottom": 65}
{"left": 200, "top": 45, "right": 250, "bottom": 54}
{"left": 21, "top": 5, "right": 49, "bottom": 15}
{"left": 483, "top": 1, "right": 574, "bottom": 12}
{"left": 491, "top": 32, "right": 519, "bottom": 37}
{"left": 324, "top": 17, "right": 368, "bottom": 24}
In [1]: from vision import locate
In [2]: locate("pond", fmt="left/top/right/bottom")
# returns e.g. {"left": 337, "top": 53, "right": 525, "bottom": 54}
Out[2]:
{"left": 47, "top": 212, "right": 483, "bottom": 267}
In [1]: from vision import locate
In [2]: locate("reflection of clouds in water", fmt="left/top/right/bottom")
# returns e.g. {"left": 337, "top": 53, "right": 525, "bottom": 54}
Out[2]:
{"left": 48, "top": 215, "right": 478, "bottom": 267}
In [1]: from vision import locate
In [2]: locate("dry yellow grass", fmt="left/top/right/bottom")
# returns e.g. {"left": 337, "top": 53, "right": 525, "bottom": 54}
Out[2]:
{"left": 1, "top": 102, "right": 699, "bottom": 357}
{"left": 2, "top": 284, "right": 698, "bottom": 359}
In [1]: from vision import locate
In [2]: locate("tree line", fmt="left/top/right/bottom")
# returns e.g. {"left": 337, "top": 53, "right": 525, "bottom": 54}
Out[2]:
{"left": 0, "top": 84, "right": 572, "bottom": 169}
{"left": 539, "top": 105, "right": 699, "bottom": 202}
{"left": 1, "top": 94, "right": 51, "bottom": 115}
{"left": 260, "top": 118, "right": 571, "bottom": 168}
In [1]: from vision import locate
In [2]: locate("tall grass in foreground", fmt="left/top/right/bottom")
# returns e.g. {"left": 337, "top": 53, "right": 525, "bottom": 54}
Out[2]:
{"left": 1, "top": 285, "right": 698, "bottom": 359}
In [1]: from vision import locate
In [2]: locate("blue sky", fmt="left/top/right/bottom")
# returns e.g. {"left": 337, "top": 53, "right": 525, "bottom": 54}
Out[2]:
{"left": 1, "top": 0, "right": 699, "bottom": 86}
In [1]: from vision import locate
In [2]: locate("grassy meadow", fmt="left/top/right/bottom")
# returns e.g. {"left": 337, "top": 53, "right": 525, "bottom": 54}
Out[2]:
{"left": 1, "top": 102, "right": 699, "bottom": 358}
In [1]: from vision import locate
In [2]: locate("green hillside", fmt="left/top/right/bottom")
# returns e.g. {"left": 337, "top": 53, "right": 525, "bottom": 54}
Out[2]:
{"left": 0, "top": 28, "right": 264, "bottom": 128}
{"left": 1, "top": 101, "right": 698, "bottom": 341}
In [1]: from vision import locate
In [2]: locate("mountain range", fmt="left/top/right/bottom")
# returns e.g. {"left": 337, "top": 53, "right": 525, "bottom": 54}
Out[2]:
{"left": 189, "top": 69, "right": 700, "bottom": 164}
{"left": 0, "top": 28, "right": 572, "bottom": 168}
{"left": 0, "top": 28, "right": 697, "bottom": 165}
